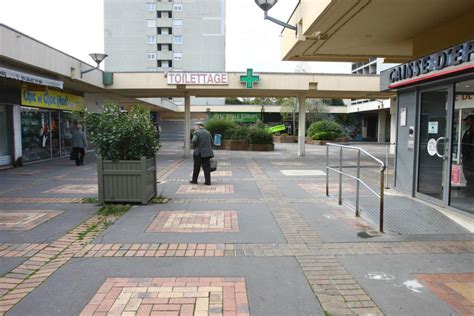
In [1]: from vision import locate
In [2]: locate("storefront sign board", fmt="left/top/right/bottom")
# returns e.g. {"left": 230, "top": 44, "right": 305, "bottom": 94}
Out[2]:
{"left": 167, "top": 72, "right": 228, "bottom": 85}
{"left": 21, "top": 87, "right": 85, "bottom": 111}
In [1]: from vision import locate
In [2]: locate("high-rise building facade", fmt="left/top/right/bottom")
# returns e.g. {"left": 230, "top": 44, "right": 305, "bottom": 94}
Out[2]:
{"left": 104, "top": 0, "right": 225, "bottom": 73}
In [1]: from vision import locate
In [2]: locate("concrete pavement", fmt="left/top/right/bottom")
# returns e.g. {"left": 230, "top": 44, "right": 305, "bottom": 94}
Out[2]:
{"left": 0, "top": 141, "right": 472, "bottom": 316}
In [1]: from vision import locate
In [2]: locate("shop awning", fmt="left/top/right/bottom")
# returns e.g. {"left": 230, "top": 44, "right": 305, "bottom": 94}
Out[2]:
{"left": 0, "top": 66, "right": 63, "bottom": 89}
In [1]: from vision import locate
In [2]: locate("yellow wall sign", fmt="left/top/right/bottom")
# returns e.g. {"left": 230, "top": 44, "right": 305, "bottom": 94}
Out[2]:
{"left": 21, "top": 87, "right": 85, "bottom": 111}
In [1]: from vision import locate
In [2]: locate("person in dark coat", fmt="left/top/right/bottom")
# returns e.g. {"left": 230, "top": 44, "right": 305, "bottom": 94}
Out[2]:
{"left": 190, "top": 122, "right": 214, "bottom": 185}
{"left": 71, "top": 124, "right": 87, "bottom": 166}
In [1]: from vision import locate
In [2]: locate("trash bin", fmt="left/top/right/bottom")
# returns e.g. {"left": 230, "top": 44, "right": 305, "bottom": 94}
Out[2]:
{"left": 214, "top": 134, "right": 222, "bottom": 147}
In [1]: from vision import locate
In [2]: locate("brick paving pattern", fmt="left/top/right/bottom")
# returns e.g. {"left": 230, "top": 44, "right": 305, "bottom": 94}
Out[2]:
{"left": 0, "top": 197, "right": 83, "bottom": 204}
{"left": 80, "top": 277, "right": 250, "bottom": 316}
{"left": 147, "top": 211, "right": 239, "bottom": 233}
{"left": 190, "top": 171, "right": 233, "bottom": 177}
{"left": 0, "top": 210, "right": 64, "bottom": 231}
{"left": 43, "top": 184, "right": 98, "bottom": 194}
{"left": 416, "top": 273, "right": 474, "bottom": 316}
{"left": 0, "top": 148, "right": 473, "bottom": 316}
{"left": 176, "top": 185, "right": 235, "bottom": 195}
{"left": 0, "top": 244, "right": 48, "bottom": 257}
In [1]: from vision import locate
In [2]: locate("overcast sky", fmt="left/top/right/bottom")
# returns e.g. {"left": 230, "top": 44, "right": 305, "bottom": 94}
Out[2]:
{"left": 0, "top": 0, "right": 350, "bottom": 73}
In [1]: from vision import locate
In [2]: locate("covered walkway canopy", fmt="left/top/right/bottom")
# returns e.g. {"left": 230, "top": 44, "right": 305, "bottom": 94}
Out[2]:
{"left": 107, "top": 71, "right": 394, "bottom": 156}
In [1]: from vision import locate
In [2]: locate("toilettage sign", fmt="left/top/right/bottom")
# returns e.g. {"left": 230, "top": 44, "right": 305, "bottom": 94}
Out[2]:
{"left": 167, "top": 72, "right": 228, "bottom": 85}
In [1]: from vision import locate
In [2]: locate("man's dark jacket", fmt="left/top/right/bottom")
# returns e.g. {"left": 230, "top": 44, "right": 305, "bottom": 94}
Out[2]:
{"left": 192, "top": 128, "right": 214, "bottom": 158}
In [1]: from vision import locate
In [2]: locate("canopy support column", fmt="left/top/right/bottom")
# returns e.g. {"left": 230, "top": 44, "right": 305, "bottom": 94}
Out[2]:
{"left": 298, "top": 95, "right": 306, "bottom": 156}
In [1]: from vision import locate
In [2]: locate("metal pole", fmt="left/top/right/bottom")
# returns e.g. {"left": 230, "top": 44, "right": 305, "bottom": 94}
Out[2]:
{"left": 297, "top": 95, "right": 306, "bottom": 156}
{"left": 355, "top": 150, "right": 361, "bottom": 217}
{"left": 385, "top": 143, "right": 389, "bottom": 189}
{"left": 379, "top": 169, "right": 385, "bottom": 233}
{"left": 326, "top": 145, "right": 329, "bottom": 197}
{"left": 184, "top": 93, "right": 191, "bottom": 157}
{"left": 339, "top": 147, "right": 343, "bottom": 205}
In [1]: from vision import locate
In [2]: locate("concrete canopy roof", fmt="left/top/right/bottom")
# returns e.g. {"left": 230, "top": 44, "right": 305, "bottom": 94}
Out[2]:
{"left": 282, "top": 0, "right": 474, "bottom": 63}
{"left": 107, "top": 71, "right": 394, "bottom": 99}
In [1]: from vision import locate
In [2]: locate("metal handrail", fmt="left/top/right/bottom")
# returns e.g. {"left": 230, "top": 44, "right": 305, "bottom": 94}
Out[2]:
{"left": 325, "top": 143, "right": 386, "bottom": 232}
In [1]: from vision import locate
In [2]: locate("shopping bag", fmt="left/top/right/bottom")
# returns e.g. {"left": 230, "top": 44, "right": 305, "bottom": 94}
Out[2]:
{"left": 70, "top": 150, "right": 77, "bottom": 160}
{"left": 210, "top": 160, "right": 217, "bottom": 172}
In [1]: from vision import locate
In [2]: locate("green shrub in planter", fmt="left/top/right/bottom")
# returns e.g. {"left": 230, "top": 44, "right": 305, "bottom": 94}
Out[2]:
{"left": 307, "top": 120, "right": 345, "bottom": 140}
{"left": 204, "top": 117, "right": 237, "bottom": 139}
{"left": 245, "top": 127, "right": 274, "bottom": 145}
{"left": 311, "top": 132, "right": 340, "bottom": 140}
{"left": 227, "top": 125, "right": 250, "bottom": 140}
{"left": 80, "top": 103, "right": 160, "bottom": 204}
{"left": 82, "top": 103, "right": 160, "bottom": 160}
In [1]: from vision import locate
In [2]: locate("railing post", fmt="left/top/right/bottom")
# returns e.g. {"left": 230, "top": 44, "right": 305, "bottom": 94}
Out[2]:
{"left": 379, "top": 169, "right": 385, "bottom": 233}
{"left": 326, "top": 145, "right": 329, "bottom": 196}
{"left": 385, "top": 143, "right": 390, "bottom": 189}
{"left": 355, "top": 150, "right": 361, "bottom": 217}
{"left": 339, "top": 147, "right": 343, "bottom": 205}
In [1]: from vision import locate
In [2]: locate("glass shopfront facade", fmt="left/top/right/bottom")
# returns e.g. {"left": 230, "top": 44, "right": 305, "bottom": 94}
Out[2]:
{"left": 20, "top": 107, "right": 75, "bottom": 162}
{"left": 384, "top": 39, "right": 474, "bottom": 216}
{"left": 0, "top": 104, "right": 13, "bottom": 166}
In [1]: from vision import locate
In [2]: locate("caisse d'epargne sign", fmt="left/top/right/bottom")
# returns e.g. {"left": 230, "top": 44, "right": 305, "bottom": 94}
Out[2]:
{"left": 167, "top": 72, "right": 229, "bottom": 85}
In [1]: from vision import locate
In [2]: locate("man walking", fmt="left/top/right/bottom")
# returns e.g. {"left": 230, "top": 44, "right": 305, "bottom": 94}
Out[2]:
{"left": 72, "top": 124, "right": 87, "bottom": 166}
{"left": 190, "top": 122, "right": 214, "bottom": 185}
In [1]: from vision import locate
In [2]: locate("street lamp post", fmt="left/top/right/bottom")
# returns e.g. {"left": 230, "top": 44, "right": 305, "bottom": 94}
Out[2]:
{"left": 254, "top": 0, "right": 297, "bottom": 31}
{"left": 81, "top": 53, "right": 108, "bottom": 78}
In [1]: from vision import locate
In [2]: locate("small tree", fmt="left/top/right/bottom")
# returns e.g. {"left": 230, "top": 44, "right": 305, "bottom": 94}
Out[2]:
{"left": 81, "top": 103, "right": 160, "bottom": 161}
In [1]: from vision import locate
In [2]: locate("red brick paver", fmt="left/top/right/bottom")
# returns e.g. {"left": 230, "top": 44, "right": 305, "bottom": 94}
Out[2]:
{"left": 299, "top": 183, "right": 355, "bottom": 194}
{"left": 147, "top": 211, "right": 239, "bottom": 233}
{"left": 0, "top": 243, "right": 48, "bottom": 257}
{"left": 80, "top": 277, "right": 250, "bottom": 316}
{"left": 0, "top": 197, "right": 82, "bottom": 204}
{"left": 43, "top": 184, "right": 98, "bottom": 194}
{"left": 190, "top": 171, "right": 233, "bottom": 177}
{"left": 176, "top": 185, "right": 235, "bottom": 195}
{"left": 416, "top": 273, "right": 474, "bottom": 316}
{"left": 0, "top": 210, "right": 64, "bottom": 231}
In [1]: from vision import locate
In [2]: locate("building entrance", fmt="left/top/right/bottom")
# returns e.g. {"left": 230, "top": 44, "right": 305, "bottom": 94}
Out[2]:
{"left": 416, "top": 87, "right": 452, "bottom": 203}
{"left": 416, "top": 79, "right": 474, "bottom": 214}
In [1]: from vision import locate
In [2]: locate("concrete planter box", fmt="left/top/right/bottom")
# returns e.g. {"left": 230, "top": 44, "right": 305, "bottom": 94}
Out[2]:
{"left": 249, "top": 144, "right": 274, "bottom": 151}
{"left": 273, "top": 135, "right": 298, "bottom": 143}
{"left": 306, "top": 136, "right": 349, "bottom": 145}
{"left": 97, "top": 156, "right": 157, "bottom": 204}
{"left": 222, "top": 140, "right": 247, "bottom": 150}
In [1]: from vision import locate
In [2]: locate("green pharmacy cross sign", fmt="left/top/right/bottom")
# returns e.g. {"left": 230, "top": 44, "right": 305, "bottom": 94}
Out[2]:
{"left": 240, "top": 68, "right": 260, "bottom": 89}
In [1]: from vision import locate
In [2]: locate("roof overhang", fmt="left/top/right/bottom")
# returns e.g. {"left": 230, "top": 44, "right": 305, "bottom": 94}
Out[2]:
{"left": 282, "top": 0, "right": 474, "bottom": 63}
{"left": 107, "top": 72, "right": 395, "bottom": 100}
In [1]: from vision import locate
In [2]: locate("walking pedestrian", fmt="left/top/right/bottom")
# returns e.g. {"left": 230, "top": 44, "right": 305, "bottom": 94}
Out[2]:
{"left": 190, "top": 122, "right": 214, "bottom": 185}
{"left": 72, "top": 124, "right": 87, "bottom": 166}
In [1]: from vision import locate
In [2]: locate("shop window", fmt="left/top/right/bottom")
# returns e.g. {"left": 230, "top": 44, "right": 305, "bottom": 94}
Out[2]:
{"left": 21, "top": 107, "right": 51, "bottom": 162}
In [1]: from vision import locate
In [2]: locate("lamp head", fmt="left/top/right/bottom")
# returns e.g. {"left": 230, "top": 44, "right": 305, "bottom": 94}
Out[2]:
{"left": 88, "top": 53, "right": 108, "bottom": 66}
{"left": 255, "top": 0, "right": 278, "bottom": 12}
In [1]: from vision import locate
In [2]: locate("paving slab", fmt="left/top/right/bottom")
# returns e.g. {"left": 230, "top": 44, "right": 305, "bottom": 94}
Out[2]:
{"left": 9, "top": 257, "right": 322, "bottom": 316}
{"left": 0, "top": 258, "right": 27, "bottom": 276}
{"left": 338, "top": 253, "right": 474, "bottom": 316}
{"left": 157, "top": 179, "right": 264, "bottom": 200}
{"left": 0, "top": 203, "right": 97, "bottom": 243}
{"left": 93, "top": 203, "right": 285, "bottom": 244}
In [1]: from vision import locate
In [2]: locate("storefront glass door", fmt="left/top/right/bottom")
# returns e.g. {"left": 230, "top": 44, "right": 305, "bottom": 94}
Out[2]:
{"left": 417, "top": 87, "right": 452, "bottom": 203}
{"left": 450, "top": 79, "right": 474, "bottom": 214}
{"left": 51, "top": 110, "right": 60, "bottom": 158}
